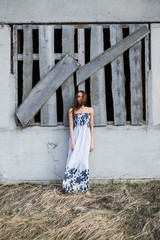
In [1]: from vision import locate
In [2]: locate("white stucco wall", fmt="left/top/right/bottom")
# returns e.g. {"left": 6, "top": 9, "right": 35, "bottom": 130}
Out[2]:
{"left": 150, "top": 24, "right": 160, "bottom": 126}
{"left": 0, "top": 0, "right": 160, "bottom": 23}
{"left": 0, "top": 25, "right": 16, "bottom": 129}
{"left": 0, "top": 22, "right": 160, "bottom": 183}
{"left": 1, "top": 125, "right": 160, "bottom": 183}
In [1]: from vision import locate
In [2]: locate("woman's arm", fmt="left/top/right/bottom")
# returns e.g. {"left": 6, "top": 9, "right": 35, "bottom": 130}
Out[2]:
{"left": 68, "top": 108, "right": 75, "bottom": 151}
{"left": 90, "top": 108, "right": 94, "bottom": 152}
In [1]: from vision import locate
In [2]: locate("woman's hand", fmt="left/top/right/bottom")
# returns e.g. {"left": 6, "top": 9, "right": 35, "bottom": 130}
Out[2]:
{"left": 71, "top": 142, "right": 76, "bottom": 151}
{"left": 90, "top": 143, "right": 94, "bottom": 152}
{"left": 89, "top": 108, "right": 94, "bottom": 152}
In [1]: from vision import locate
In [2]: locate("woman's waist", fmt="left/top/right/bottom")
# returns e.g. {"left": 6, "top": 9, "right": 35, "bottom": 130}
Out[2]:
{"left": 74, "top": 123, "right": 90, "bottom": 129}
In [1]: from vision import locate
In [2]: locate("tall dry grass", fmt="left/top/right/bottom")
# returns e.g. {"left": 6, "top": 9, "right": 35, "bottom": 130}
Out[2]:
{"left": 0, "top": 180, "right": 159, "bottom": 240}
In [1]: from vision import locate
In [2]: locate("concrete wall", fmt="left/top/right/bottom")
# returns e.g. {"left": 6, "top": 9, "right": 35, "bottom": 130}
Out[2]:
{"left": 0, "top": 0, "right": 160, "bottom": 23}
{"left": 150, "top": 24, "right": 160, "bottom": 126}
{"left": 1, "top": 124, "right": 160, "bottom": 182}
{"left": 0, "top": 10, "right": 160, "bottom": 183}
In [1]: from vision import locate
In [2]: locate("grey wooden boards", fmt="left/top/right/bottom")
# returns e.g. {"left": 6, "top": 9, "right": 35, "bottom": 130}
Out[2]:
{"left": 16, "top": 26, "right": 150, "bottom": 127}
{"left": 76, "top": 26, "right": 149, "bottom": 85}
{"left": 16, "top": 54, "right": 80, "bottom": 127}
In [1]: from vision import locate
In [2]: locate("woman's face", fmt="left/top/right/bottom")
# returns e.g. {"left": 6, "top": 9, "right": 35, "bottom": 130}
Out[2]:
{"left": 77, "top": 92, "right": 83, "bottom": 104}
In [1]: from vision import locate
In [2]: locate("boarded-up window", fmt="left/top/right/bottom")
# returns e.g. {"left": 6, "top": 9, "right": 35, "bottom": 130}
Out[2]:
{"left": 12, "top": 24, "right": 150, "bottom": 127}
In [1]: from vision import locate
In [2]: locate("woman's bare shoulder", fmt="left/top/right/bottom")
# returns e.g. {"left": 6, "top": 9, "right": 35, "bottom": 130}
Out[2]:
{"left": 88, "top": 107, "right": 94, "bottom": 114}
{"left": 68, "top": 108, "right": 74, "bottom": 115}
{"left": 84, "top": 107, "right": 93, "bottom": 114}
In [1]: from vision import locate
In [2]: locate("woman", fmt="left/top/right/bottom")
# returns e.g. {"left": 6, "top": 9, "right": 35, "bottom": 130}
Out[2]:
{"left": 62, "top": 90, "right": 94, "bottom": 196}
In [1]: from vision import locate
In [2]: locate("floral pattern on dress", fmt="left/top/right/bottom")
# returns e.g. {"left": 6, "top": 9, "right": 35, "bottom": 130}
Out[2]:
{"left": 62, "top": 167, "right": 89, "bottom": 193}
{"left": 74, "top": 113, "right": 90, "bottom": 128}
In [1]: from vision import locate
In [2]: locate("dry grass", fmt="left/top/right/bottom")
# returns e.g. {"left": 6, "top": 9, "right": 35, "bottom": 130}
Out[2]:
{"left": 0, "top": 180, "right": 160, "bottom": 240}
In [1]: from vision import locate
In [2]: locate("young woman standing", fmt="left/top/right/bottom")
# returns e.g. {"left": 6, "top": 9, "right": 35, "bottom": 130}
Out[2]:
{"left": 62, "top": 90, "right": 94, "bottom": 196}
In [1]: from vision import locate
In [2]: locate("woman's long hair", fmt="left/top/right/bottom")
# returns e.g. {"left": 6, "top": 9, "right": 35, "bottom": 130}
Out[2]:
{"left": 71, "top": 91, "right": 87, "bottom": 116}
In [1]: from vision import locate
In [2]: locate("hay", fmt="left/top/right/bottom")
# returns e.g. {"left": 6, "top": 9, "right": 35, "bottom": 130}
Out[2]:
{"left": 0, "top": 181, "right": 159, "bottom": 239}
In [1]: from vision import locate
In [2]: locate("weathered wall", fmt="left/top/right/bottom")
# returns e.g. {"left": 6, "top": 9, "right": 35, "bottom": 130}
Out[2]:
{"left": 0, "top": 0, "right": 160, "bottom": 23}
{"left": 150, "top": 24, "right": 160, "bottom": 125}
{"left": 0, "top": 23, "right": 160, "bottom": 182}
{"left": 1, "top": 124, "right": 160, "bottom": 182}
{"left": 0, "top": 26, "right": 16, "bottom": 129}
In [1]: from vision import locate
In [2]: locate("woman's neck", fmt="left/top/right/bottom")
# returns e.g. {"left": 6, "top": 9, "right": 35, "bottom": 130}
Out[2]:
{"left": 79, "top": 105, "right": 85, "bottom": 113}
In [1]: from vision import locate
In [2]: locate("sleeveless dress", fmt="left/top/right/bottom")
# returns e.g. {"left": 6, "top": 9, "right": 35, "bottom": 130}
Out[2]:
{"left": 62, "top": 113, "right": 91, "bottom": 193}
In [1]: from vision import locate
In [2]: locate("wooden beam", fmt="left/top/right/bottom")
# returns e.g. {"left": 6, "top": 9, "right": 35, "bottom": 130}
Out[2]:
{"left": 13, "top": 25, "right": 19, "bottom": 125}
{"left": 16, "top": 54, "right": 80, "bottom": 127}
{"left": 17, "top": 53, "right": 78, "bottom": 61}
{"left": 39, "top": 25, "right": 57, "bottom": 126}
{"left": 144, "top": 25, "right": 150, "bottom": 124}
{"left": 22, "top": 25, "right": 34, "bottom": 124}
{"left": 110, "top": 25, "right": 126, "bottom": 125}
{"left": 77, "top": 29, "right": 85, "bottom": 91}
{"left": 22, "top": 25, "right": 33, "bottom": 100}
{"left": 16, "top": 24, "right": 130, "bottom": 30}
{"left": 76, "top": 26, "right": 150, "bottom": 85}
{"left": 62, "top": 25, "right": 75, "bottom": 126}
{"left": 129, "top": 24, "right": 143, "bottom": 125}
{"left": 90, "top": 25, "right": 107, "bottom": 126}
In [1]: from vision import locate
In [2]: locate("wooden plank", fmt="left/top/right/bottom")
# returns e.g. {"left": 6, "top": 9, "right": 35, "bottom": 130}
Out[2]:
{"left": 22, "top": 25, "right": 33, "bottom": 100}
{"left": 62, "top": 25, "right": 75, "bottom": 126}
{"left": 16, "top": 54, "right": 80, "bottom": 127}
{"left": 23, "top": 25, "right": 34, "bottom": 124}
{"left": 76, "top": 26, "right": 150, "bottom": 85}
{"left": 39, "top": 25, "right": 57, "bottom": 126}
{"left": 13, "top": 25, "right": 19, "bottom": 125}
{"left": 18, "top": 53, "right": 78, "bottom": 61}
{"left": 129, "top": 24, "right": 143, "bottom": 125}
{"left": 110, "top": 25, "right": 126, "bottom": 125}
{"left": 17, "top": 24, "right": 130, "bottom": 30}
{"left": 144, "top": 30, "right": 150, "bottom": 124}
{"left": 90, "top": 25, "right": 107, "bottom": 126}
{"left": 77, "top": 29, "right": 85, "bottom": 91}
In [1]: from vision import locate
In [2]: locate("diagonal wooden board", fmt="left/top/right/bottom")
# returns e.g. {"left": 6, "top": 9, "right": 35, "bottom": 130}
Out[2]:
{"left": 16, "top": 54, "right": 80, "bottom": 127}
{"left": 76, "top": 26, "right": 150, "bottom": 85}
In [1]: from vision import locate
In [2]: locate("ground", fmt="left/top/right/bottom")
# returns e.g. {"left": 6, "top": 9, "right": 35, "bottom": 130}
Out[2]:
{"left": 0, "top": 180, "right": 160, "bottom": 240}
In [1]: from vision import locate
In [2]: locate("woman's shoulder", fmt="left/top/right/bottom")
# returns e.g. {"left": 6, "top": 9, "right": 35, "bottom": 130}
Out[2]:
{"left": 68, "top": 108, "right": 73, "bottom": 114}
{"left": 84, "top": 107, "right": 93, "bottom": 114}
{"left": 88, "top": 107, "right": 94, "bottom": 114}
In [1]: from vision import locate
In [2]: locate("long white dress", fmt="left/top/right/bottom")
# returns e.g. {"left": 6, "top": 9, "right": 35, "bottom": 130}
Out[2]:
{"left": 62, "top": 113, "right": 91, "bottom": 193}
